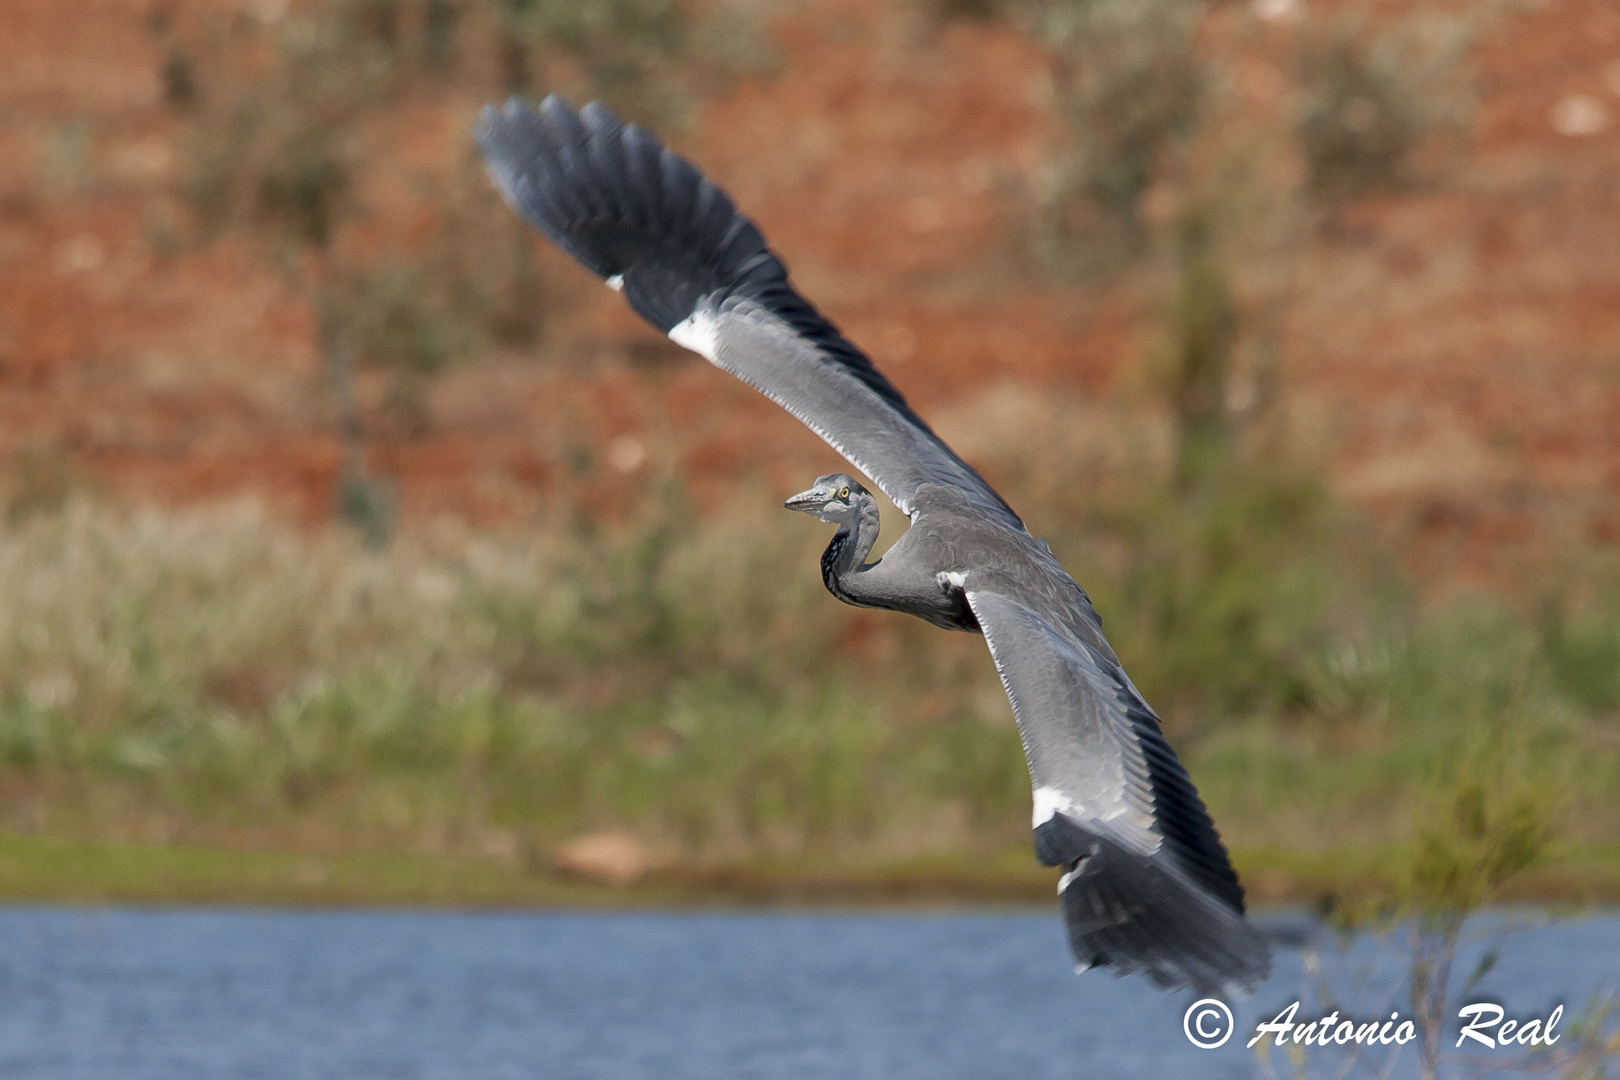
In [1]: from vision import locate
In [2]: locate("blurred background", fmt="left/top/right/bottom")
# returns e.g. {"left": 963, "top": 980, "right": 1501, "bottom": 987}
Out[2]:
{"left": 1, "top": 0, "right": 1618, "bottom": 914}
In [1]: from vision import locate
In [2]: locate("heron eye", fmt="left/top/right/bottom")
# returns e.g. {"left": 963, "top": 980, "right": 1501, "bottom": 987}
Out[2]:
{"left": 839, "top": 486, "right": 850, "bottom": 499}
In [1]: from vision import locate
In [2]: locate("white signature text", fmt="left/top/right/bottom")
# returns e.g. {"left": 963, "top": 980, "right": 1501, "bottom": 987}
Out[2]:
{"left": 1233, "top": 1002, "right": 1563, "bottom": 1051}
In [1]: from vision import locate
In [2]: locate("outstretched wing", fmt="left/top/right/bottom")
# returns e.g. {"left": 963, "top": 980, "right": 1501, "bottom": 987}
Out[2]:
{"left": 966, "top": 584, "right": 1271, "bottom": 997}
{"left": 474, "top": 95, "right": 1020, "bottom": 528}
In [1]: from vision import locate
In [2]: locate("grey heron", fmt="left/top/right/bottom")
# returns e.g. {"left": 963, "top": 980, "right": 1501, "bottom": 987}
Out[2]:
{"left": 475, "top": 96, "right": 1271, "bottom": 997}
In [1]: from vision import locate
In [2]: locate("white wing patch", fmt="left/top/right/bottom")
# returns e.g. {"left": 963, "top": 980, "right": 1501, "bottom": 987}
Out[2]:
{"left": 937, "top": 570, "right": 968, "bottom": 589}
{"left": 972, "top": 589, "right": 1162, "bottom": 860}
{"left": 1034, "top": 781, "right": 1143, "bottom": 832}
{"left": 668, "top": 309, "right": 719, "bottom": 363}
{"left": 1033, "top": 784, "right": 1077, "bottom": 828}
{"left": 606, "top": 273, "right": 625, "bottom": 293}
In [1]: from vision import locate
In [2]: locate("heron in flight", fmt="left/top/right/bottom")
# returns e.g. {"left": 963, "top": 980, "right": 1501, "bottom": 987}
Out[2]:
{"left": 475, "top": 96, "right": 1271, "bottom": 997}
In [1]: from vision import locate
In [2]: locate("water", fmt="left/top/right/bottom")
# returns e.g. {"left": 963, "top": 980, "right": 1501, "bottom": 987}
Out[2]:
{"left": 0, "top": 906, "right": 1614, "bottom": 1079}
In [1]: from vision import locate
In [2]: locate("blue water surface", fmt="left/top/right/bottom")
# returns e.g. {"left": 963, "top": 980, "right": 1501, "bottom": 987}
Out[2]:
{"left": 0, "top": 906, "right": 1613, "bottom": 1080}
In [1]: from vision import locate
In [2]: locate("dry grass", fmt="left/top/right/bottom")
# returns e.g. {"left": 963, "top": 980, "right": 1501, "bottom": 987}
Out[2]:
{"left": 0, "top": 497, "right": 1024, "bottom": 861}
{"left": 0, "top": 435, "right": 1616, "bottom": 878}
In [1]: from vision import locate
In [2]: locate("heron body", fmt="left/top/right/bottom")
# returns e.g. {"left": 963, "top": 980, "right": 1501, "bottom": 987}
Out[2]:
{"left": 476, "top": 96, "right": 1272, "bottom": 996}
{"left": 791, "top": 475, "right": 979, "bottom": 632}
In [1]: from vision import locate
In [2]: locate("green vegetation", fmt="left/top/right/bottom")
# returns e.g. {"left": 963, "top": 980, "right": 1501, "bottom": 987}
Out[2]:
{"left": 1294, "top": 9, "right": 1479, "bottom": 206}
{"left": 2, "top": 831, "right": 1616, "bottom": 909}
{"left": 0, "top": 497, "right": 1020, "bottom": 863}
{"left": 991, "top": 0, "right": 1207, "bottom": 269}
{"left": 1, "top": 446, "right": 1616, "bottom": 902}
{"left": 1260, "top": 737, "right": 1620, "bottom": 1078}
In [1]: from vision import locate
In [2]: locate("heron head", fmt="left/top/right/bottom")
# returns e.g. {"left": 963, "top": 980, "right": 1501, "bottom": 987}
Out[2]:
{"left": 783, "top": 473, "right": 867, "bottom": 524}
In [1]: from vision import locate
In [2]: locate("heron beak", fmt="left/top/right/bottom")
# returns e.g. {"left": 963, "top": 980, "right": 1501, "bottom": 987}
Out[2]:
{"left": 783, "top": 488, "right": 825, "bottom": 513}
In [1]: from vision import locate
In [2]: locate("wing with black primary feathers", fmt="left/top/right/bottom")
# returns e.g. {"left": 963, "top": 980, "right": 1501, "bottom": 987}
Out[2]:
{"left": 967, "top": 585, "right": 1271, "bottom": 996}
{"left": 473, "top": 95, "right": 1020, "bottom": 527}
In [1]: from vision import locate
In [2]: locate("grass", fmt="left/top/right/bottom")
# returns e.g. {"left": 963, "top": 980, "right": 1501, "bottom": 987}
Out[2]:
{"left": 3, "top": 830, "right": 1616, "bottom": 908}
{"left": 1, "top": 445, "right": 1618, "bottom": 906}
{"left": 0, "top": 496, "right": 1028, "bottom": 863}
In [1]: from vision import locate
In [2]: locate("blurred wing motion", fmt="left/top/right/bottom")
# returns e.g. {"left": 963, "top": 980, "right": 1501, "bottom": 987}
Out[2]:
{"left": 475, "top": 94, "right": 1270, "bottom": 996}
{"left": 473, "top": 95, "right": 1019, "bottom": 529}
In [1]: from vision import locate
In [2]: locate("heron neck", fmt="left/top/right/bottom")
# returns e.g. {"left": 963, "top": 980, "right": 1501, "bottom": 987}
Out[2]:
{"left": 820, "top": 498, "right": 881, "bottom": 591}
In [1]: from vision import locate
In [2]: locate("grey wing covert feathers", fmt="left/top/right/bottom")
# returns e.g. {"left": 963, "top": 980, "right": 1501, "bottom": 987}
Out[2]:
{"left": 475, "top": 94, "right": 1271, "bottom": 997}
